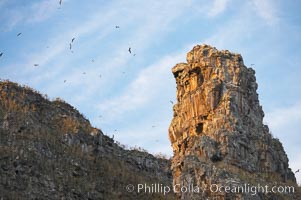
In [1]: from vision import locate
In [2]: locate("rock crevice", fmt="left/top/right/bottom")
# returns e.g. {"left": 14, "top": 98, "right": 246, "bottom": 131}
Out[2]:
{"left": 169, "top": 44, "right": 298, "bottom": 199}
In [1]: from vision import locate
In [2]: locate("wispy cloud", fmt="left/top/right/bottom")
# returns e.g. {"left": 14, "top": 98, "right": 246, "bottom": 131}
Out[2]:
{"left": 1, "top": 0, "right": 299, "bottom": 183}
{"left": 290, "top": 153, "right": 301, "bottom": 185}
{"left": 26, "top": 0, "right": 60, "bottom": 24}
{"left": 208, "top": 0, "right": 230, "bottom": 17}
{"left": 251, "top": 0, "right": 279, "bottom": 25}
{"left": 265, "top": 102, "right": 301, "bottom": 183}
{"left": 97, "top": 49, "right": 188, "bottom": 123}
{"left": 265, "top": 102, "right": 301, "bottom": 131}
{"left": 2, "top": 0, "right": 61, "bottom": 30}
{"left": 264, "top": 101, "right": 301, "bottom": 151}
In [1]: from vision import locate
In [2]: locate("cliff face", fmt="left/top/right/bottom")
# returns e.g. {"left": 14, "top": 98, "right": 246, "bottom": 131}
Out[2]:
{"left": 0, "top": 81, "right": 174, "bottom": 200}
{"left": 169, "top": 44, "right": 299, "bottom": 199}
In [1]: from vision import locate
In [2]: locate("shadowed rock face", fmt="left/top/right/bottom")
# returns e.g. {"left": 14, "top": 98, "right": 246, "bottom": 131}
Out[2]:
{"left": 169, "top": 44, "right": 299, "bottom": 199}
{"left": 0, "top": 81, "right": 174, "bottom": 200}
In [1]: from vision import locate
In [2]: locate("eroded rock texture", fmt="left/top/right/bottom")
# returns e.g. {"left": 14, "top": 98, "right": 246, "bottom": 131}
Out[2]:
{"left": 0, "top": 81, "right": 174, "bottom": 200}
{"left": 169, "top": 44, "right": 299, "bottom": 199}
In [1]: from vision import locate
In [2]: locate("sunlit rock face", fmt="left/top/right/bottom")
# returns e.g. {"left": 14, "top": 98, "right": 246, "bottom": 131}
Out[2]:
{"left": 169, "top": 44, "right": 298, "bottom": 199}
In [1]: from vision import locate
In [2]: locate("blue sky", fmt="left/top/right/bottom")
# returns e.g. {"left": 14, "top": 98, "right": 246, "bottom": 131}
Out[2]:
{"left": 0, "top": 0, "right": 300, "bottom": 183}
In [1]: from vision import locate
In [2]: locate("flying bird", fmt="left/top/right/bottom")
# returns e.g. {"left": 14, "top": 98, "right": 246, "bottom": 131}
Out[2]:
{"left": 71, "top": 38, "right": 75, "bottom": 43}
{"left": 115, "top": 26, "right": 120, "bottom": 28}
{"left": 64, "top": 80, "right": 66, "bottom": 83}
{"left": 59, "top": 0, "right": 62, "bottom": 5}
{"left": 152, "top": 125, "right": 156, "bottom": 128}
{"left": 0, "top": 52, "right": 3, "bottom": 57}
{"left": 69, "top": 43, "right": 72, "bottom": 50}
{"left": 296, "top": 169, "right": 300, "bottom": 173}
{"left": 128, "top": 47, "right": 131, "bottom": 54}
{"left": 83, "top": 72, "right": 86, "bottom": 75}
{"left": 17, "top": 33, "right": 22, "bottom": 36}
{"left": 170, "top": 100, "right": 174, "bottom": 104}
{"left": 91, "top": 59, "right": 94, "bottom": 62}
{"left": 34, "top": 64, "right": 39, "bottom": 67}
{"left": 251, "top": 64, "right": 255, "bottom": 66}
{"left": 133, "top": 54, "right": 136, "bottom": 56}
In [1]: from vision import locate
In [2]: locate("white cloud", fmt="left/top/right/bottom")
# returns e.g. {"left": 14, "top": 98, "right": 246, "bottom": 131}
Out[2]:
{"left": 115, "top": 120, "right": 173, "bottom": 156}
{"left": 1, "top": 0, "right": 193, "bottom": 86}
{"left": 208, "top": 0, "right": 230, "bottom": 17}
{"left": 265, "top": 102, "right": 301, "bottom": 130}
{"left": 265, "top": 102, "right": 301, "bottom": 184}
{"left": 26, "top": 0, "right": 59, "bottom": 24}
{"left": 251, "top": 0, "right": 279, "bottom": 25}
{"left": 290, "top": 154, "right": 301, "bottom": 185}
{"left": 2, "top": 0, "right": 61, "bottom": 30}
{"left": 97, "top": 50, "right": 187, "bottom": 123}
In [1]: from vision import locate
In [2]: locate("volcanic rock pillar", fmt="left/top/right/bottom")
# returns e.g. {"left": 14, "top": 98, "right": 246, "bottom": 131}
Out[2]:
{"left": 169, "top": 44, "right": 297, "bottom": 199}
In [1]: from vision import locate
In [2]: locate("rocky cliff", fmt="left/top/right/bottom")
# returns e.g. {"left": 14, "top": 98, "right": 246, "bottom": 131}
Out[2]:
{"left": 169, "top": 44, "right": 300, "bottom": 199}
{"left": 0, "top": 81, "right": 174, "bottom": 199}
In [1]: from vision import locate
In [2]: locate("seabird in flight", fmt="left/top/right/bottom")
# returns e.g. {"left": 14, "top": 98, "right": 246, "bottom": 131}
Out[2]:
{"left": 128, "top": 47, "right": 131, "bottom": 54}
{"left": 17, "top": 33, "right": 22, "bottom": 36}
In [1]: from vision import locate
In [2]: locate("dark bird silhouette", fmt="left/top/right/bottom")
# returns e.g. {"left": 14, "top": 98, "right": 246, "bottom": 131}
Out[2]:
{"left": 34, "top": 64, "right": 39, "bottom": 67}
{"left": 115, "top": 26, "right": 120, "bottom": 28}
{"left": 170, "top": 100, "right": 174, "bottom": 104}
{"left": 152, "top": 125, "right": 156, "bottom": 128}
{"left": 64, "top": 80, "right": 66, "bottom": 83}
{"left": 0, "top": 52, "right": 3, "bottom": 57}
{"left": 59, "top": 0, "right": 62, "bottom": 5}
{"left": 17, "top": 33, "right": 22, "bottom": 36}
{"left": 296, "top": 169, "right": 300, "bottom": 173}
{"left": 128, "top": 47, "right": 131, "bottom": 54}
{"left": 71, "top": 38, "right": 75, "bottom": 43}
{"left": 69, "top": 43, "right": 72, "bottom": 50}
{"left": 83, "top": 72, "right": 86, "bottom": 75}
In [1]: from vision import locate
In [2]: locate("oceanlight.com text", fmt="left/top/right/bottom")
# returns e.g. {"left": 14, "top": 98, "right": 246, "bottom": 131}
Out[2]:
{"left": 125, "top": 183, "right": 295, "bottom": 196}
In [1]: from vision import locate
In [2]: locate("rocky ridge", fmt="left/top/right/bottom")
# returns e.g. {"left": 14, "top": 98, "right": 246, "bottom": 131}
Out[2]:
{"left": 0, "top": 81, "right": 174, "bottom": 199}
{"left": 169, "top": 44, "right": 300, "bottom": 199}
